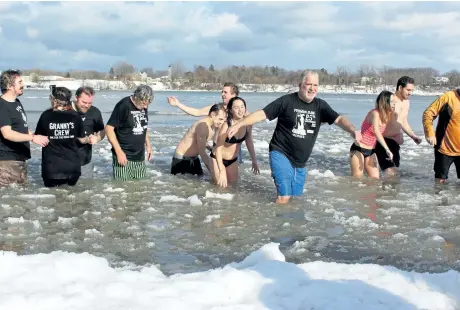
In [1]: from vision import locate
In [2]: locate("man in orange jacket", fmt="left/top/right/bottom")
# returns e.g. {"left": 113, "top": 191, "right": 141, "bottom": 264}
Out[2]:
{"left": 423, "top": 89, "right": 460, "bottom": 183}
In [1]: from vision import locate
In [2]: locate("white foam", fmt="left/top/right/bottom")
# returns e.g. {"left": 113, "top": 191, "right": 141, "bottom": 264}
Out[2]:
{"left": 309, "top": 169, "right": 335, "bottom": 178}
{"left": 205, "top": 191, "right": 234, "bottom": 200}
{"left": 103, "top": 187, "right": 125, "bottom": 193}
{"left": 203, "top": 214, "right": 220, "bottom": 223}
{"left": 159, "top": 195, "right": 187, "bottom": 203}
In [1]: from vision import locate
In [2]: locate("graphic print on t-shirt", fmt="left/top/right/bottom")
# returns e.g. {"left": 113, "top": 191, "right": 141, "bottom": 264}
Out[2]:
{"left": 292, "top": 109, "right": 316, "bottom": 138}
{"left": 49, "top": 122, "right": 75, "bottom": 139}
{"left": 16, "top": 105, "right": 28, "bottom": 128}
{"left": 132, "top": 110, "right": 147, "bottom": 135}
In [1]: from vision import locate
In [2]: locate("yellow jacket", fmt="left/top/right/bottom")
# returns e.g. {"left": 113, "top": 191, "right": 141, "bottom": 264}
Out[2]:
{"left": 422, "top": 89, "right": 460, "bottom": 156}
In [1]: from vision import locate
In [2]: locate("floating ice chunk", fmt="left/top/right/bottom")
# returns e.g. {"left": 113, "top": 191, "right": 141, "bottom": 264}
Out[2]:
{"left": 187, "top": 195, "right": 203, "bottom": 206}
{"left": 203, "top": 214, "right": 220, "bottom": 223}
{"left": 309, "top": 169, "right": 335, "bottom": 178}
{"left": 103, "top": 187, "right": 124, "bottom": 192}
{"left": 205, "top": 191, "right": 234, "bottom": 200}
{"left": 159, "top": 195, "right": 187, "bottom": 203}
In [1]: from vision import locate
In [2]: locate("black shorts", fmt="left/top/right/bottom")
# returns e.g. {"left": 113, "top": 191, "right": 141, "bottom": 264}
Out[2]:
{"left": 171, "top": 156, "right": 203, "bottom": 176}
{"left": 433, "top": 150, "right": 460, "bottom": 180}
{"left": 350, "top": 143, "right": 374, "bottom": 158}
{"left": 374, "top": 138, "right": 400, "bottom": 171}
{"left": 43, "top": 176, "right": 79, "bottom": 188}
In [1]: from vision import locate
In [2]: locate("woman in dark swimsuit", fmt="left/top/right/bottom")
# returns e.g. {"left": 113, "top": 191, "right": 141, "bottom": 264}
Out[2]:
{"left": 211, "top": 97, "right": 259, "bottom": 187}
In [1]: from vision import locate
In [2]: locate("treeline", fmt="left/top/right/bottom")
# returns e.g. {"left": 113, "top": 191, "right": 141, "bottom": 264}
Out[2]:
{"left": 20, "top": 61, "right": 460, "bottom": 89}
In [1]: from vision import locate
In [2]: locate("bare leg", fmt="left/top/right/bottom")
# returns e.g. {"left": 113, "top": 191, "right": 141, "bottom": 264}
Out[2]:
{"left": 225, "top": 160, "right": 239, "bottom": 186}
{"left": 365, "top": 154, "right": 380, "bottom": 179}
{"left": 350, "top": 151, "right": 365, "bottom": 177}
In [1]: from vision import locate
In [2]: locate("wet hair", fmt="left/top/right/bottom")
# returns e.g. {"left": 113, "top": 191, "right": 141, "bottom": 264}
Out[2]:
{"left": 223, "top": 82, "right": 239, "bottom": 96}
{"left": 208, "top": 103, "right": 227, "bottom": 116}
{"left": 0, "top": 69, "right": 22, "bottom": 93}
{"left": 396, "top": 76, "right": 415, "bottom": 91}
{"left": 132, "top": 84, "right": 153, "bottom": 103}
{"left": 50, "top": 86, "right": 72, "bottom": 109}
{"left": 76, "top": 86, "right": 95, "bottom": 98}
{"left": 375, "top": 90, "right": 393, "bottom": 124}
{"left": 226, "top": 96, "right": 247, "bottom": 124}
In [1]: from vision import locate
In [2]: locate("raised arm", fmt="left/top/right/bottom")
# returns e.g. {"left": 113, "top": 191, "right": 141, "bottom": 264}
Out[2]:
{"left": 334, "top": 115, "right": 361, "bottom": 142}
{"left": 195, "top": 122, "right": 212, "bottom": 171}
{"left": 227, "top": 110, "right": 267, "bottom": 138}
{"left": 167, "top": 96, "right": 212, "bottom": 117}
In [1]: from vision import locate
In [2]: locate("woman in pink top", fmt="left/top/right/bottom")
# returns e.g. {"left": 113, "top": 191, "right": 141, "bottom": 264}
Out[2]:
{"left": 350, "top": 90, "right": 397, "bottom": 178}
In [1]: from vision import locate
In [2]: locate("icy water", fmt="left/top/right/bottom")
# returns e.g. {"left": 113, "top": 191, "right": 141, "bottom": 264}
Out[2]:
{"left": 1, "top": 90, "right": 459, "bottom": 276}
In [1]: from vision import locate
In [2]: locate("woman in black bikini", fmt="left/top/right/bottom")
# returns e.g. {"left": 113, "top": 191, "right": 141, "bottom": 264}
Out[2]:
{"left": 211, "top": 97, "right": 259, "bottom": 188}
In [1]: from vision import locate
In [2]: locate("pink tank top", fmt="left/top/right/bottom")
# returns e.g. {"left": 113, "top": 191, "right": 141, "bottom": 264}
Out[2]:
{"left": 360, "top": 109, "right": 386, "bottom": 148}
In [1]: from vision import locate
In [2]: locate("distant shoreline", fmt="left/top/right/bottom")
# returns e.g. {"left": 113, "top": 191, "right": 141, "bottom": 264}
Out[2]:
{"left": 24, "top": 78, "right": 444, "bottom": 97}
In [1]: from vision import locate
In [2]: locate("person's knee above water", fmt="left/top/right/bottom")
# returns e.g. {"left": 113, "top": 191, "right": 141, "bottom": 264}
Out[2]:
{"left": 423, "top": 88, "right": 460, "bottom": 183}
{"left": 373, "top": 76, "right": 422, "bottom": 176}
{"left": 211, "top": 97, "right": 260, "bottom": 188}
{"left": 34, "top": 86, "right": 87, "bottom": 187}
{"left": 72, "top": 86, "right": 105, "bottom": 179}
{"left": 349, "top": 90, "right": 397, "bottom": 179}
{"left": 171, "top": 103, "right": 227, "bottom": 176}
{"left": 105, "top": 85, "right": 154, "bottom": 181}
{"left": 0, "top": 69, "right": 49, "bottom": 187}
{"left": 226, "top": 70, "right": 361, "bottom": 204}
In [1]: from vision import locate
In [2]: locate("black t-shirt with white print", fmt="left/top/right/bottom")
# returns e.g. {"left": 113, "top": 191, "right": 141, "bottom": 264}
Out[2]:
{"left": 75, "top": 105, "right": 105, "bottom": 165}
{"left": 262, "top": 92, "right": 339, "bottom": 168}
{"left": 35, "top": 109, "right": 85, "bottom": 179}
{"left": 106, "top": 96, "right": 148, "bottom": 161}
{"left": 0, "top": 97, "right": 31, "bottom": 161}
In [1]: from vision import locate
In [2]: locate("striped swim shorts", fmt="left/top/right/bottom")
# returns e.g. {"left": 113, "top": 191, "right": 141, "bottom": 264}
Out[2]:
{"left": 0, "top": 160, "right": 27, "bottom": 187}
{"left": 112, "top": 155, "right": 146, "bottom": 181}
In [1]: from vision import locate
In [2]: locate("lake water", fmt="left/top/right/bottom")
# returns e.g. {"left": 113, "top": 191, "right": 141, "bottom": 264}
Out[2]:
{"left": 1, "top": 89, "right": 459, "bottom": 276}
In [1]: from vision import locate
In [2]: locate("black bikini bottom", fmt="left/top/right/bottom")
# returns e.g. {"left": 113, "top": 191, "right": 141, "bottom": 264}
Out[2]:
{"left": 210, "top": 152, "right": 238, "bottom": 167}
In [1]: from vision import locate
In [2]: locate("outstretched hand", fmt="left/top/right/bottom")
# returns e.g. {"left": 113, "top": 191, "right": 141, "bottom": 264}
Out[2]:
{"left": 167, "top": 96, "right": 179, "bottom": 107}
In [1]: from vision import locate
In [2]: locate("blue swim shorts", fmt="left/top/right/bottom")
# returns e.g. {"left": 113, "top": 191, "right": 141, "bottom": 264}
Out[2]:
{"left": 269, "top": 150, "right": 307, "bottom": 197}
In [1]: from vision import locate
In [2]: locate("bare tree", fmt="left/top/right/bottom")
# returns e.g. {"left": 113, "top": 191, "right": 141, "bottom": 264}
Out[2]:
{"left": 112, "top": 61, "right": 136, "bottom": 78}
{"left": 170, "top": 61, "right": 185, "bottom": 82}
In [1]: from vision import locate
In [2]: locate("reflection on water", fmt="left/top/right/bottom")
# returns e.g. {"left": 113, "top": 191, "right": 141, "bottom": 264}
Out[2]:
{"left": 1, "top": 91, "right": 459, "bottom": 276}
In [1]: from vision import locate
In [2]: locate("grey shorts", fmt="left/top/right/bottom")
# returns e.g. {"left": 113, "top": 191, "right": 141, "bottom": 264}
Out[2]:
{"left": 80, "top": 162, "right": 94, "bottom": 179}
{"left": 0, "top": 160, "right": 27, "bottom": 187}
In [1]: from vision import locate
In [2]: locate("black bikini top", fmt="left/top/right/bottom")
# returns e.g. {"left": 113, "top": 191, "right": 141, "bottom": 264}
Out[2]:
{"left": 225, "top": 119, "right": 247, "bottom": 144}
{"left": 225, "top": 130, "right": 247, "bottom": 144}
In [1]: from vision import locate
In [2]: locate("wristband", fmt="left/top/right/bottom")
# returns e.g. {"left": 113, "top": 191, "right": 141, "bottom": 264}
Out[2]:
{"left": 31, "top": 134, "right": 35, "bottom": 142}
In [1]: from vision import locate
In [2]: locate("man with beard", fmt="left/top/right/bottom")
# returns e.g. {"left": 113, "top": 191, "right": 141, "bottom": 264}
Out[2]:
{"left": 0, "top": 69, "right": 49, "bottom": 186}
{"left": 71, "top": 86, "right": 105, "bottom": 179}
{"left": 227, "top": 70, "right": 361, "bottom": 204}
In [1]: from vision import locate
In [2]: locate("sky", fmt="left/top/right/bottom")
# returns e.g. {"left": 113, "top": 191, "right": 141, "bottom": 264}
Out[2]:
{"left": 1, "top": 1, "right": 460, "bottom": 74}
